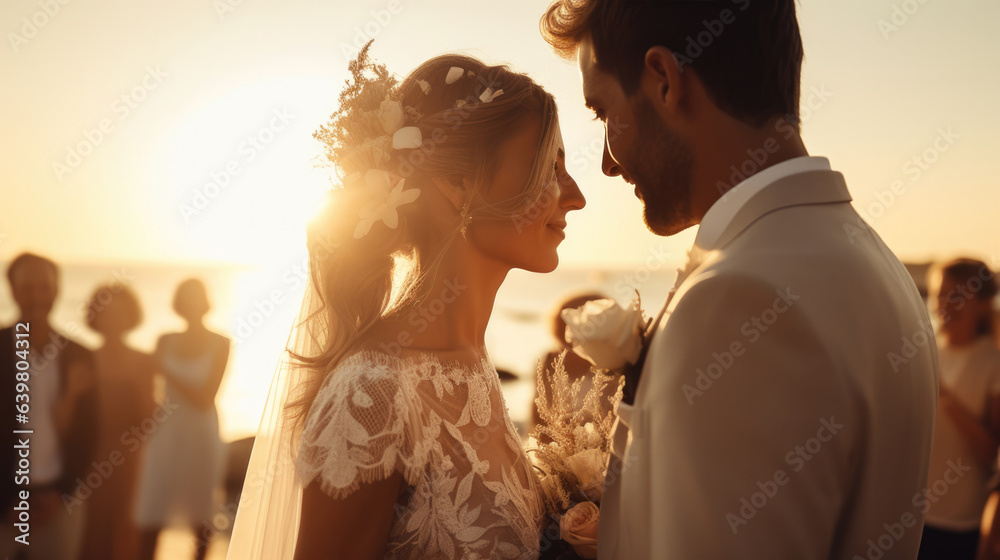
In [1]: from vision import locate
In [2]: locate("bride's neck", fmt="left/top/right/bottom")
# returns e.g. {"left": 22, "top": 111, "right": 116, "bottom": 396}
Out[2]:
{"left": 381, "top": 242, "right": 507, "bottom": 354}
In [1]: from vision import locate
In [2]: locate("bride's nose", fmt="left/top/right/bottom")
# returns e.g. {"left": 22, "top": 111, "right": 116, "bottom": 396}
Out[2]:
{"left": 558, "top": 170, "right": 585, "bottom": 212}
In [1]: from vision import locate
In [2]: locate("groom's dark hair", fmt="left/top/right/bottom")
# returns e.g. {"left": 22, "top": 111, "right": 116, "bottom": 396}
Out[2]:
{"left": 541, "top": 0, "right": 804, "bottom": 128}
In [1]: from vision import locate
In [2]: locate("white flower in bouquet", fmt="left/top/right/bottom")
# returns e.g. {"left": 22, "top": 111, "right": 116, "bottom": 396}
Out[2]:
{"left": 561, "top": 298, "right": 645, "bottom": 370}
{"left": 377, "top": 99, "right": 405, "bottom": 135}
{"left": 565, "top": 448, "right": 606, "bottom": 502}
{"left": 560, "top": 501, "right": 600, "bottom": 559}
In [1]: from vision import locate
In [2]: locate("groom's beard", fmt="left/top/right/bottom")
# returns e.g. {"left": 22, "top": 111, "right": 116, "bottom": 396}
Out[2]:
{"left": 630, "top": 97, "right": 695, "bottom": 237}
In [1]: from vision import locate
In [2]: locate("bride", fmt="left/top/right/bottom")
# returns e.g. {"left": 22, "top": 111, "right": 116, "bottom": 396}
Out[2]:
{"left": 227, "top": 44, "right": 585, "bottom": 560}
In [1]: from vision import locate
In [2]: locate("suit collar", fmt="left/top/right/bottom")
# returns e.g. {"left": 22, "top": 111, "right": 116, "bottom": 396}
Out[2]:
{"left": 697, "top": 169, "right": 853, "bottom": 253}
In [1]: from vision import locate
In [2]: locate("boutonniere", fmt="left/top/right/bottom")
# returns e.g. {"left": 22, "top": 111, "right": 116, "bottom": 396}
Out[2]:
{"left": 559, "top": 292, "right": 648, "bottom": 372}
{"left": 561, "top": 291, "right": 656, "bottom": 406}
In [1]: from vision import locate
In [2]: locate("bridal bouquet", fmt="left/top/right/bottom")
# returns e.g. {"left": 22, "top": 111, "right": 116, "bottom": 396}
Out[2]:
{"left": 529, "top": 295, "right": 647, "bottom": 559}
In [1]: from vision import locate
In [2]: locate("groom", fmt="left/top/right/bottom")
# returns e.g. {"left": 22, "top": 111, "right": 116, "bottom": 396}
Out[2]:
{"left": 541, "top": 1, "right": 938, "bottom": 558}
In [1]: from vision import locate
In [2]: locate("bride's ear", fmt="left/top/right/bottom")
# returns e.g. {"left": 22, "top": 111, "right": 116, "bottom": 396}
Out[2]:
{"left": 429, "top": 175, "right": 470, "bottom": 213}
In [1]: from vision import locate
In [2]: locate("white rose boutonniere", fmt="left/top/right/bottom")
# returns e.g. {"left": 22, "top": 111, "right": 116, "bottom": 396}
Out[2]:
{"left": 561, "top": 298, "right": 645, "bottom": 371}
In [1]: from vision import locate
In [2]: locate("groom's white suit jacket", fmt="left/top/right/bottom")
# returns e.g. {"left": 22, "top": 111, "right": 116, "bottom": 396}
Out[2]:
{"left": 597, "top": 158, "right": 939, "bottom": 559}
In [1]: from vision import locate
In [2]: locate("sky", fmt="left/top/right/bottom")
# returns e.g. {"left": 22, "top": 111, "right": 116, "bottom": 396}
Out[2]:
{"left": 2, "top": 0, "right": 999, "bottom": 270}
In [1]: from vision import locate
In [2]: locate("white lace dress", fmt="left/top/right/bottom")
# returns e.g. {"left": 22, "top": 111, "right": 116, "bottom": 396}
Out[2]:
{"left": 295, "top": 349, "right": 546, "bottom": 559}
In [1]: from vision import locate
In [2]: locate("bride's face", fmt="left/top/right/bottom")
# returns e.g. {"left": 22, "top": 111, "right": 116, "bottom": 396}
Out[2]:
{"left": 467, "top": 116, "right": 585, "bottom": 273}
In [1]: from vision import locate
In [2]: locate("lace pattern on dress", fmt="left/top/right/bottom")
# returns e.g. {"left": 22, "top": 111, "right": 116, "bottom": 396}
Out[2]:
{"left": 295, "top": 349, "right": 545, "bottom": 560}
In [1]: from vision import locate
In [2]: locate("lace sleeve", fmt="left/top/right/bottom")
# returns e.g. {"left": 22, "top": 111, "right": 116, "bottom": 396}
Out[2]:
{"left": 295, "top": 352, "right": 429, "bottom": 500}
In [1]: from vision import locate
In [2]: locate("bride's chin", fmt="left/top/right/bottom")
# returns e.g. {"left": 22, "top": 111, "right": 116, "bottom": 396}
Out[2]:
{"left": 520, "top": 253, "right": 559, "bottom": 274}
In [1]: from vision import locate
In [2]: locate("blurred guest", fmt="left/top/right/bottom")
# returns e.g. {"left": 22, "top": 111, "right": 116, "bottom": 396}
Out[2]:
{"left": 134, "top": 278, "right": 230, "bottom": 560}
{"left": 79, "top": 284, "right": 156, "bottom": 560}
{"left": 531, "top": 292, "right": 618, "bottom": 436}
{"left": 919, "top": 258, "right": 1000, "bottom": 560}
{"left": 0, "top": 252, "right": 99, "bottom": 560}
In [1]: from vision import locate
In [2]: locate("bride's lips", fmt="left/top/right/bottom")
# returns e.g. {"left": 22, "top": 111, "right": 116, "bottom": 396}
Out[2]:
{"left": 546, "top": 221, "right": 567, "bottom": 237}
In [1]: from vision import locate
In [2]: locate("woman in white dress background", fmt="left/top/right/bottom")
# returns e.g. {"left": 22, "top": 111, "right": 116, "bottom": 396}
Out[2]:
{"left": 135, "top": 278, "right": 231, "bottom": 560}
{"left": 227, "top": 46, "right": 585, "bottom": 559}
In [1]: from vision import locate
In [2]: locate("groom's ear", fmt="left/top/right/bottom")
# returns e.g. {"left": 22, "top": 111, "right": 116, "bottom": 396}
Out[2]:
{"left": 642, "top": 46, "right": 684, "bottom": 115}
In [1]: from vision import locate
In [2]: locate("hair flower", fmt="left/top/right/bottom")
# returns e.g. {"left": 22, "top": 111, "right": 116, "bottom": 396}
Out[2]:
{"left": 445, "top": 66, "right": 465, "bottom": 84}
{"left": 353, "top": 172, "right": 421, "bottom": 238}
{"left": 479, "top": 88, "right": 504, "bottom": 103}
{"left": 392, "top": 126, "right": 423, "bottom": 150}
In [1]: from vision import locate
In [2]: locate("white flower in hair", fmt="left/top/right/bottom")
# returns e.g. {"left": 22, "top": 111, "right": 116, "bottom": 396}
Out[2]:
{"left": 479, "top": 87, "right": 504, "bottom": 103}
{"left": 445, "top": 66, "right": 465, "bottom": 84}
{"left": 392, "top": 126, "right": 423, "bottom": 149}
{"left": 353, "top": 170, "right": 421, "bottom": 239}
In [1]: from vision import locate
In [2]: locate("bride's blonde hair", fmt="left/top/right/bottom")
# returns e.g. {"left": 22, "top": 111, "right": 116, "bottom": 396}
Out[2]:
{"left": 285, "top": 46, "right": 561, "bottom": 434}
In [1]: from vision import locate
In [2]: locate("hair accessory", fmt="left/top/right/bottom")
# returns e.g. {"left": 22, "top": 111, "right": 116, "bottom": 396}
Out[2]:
{"left": 445, "top": 66, "right": 465, "bottom": 84}
{"left": 479, "top": 87, "right": 504, "bottom": 103}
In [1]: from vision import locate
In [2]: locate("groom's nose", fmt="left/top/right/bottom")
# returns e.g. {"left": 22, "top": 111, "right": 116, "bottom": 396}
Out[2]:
{"left": 601, "top": 134, "right": 623, "bottom": 178}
